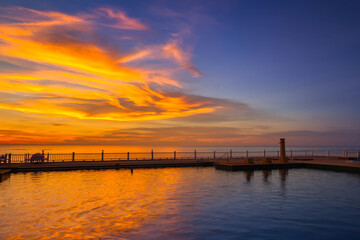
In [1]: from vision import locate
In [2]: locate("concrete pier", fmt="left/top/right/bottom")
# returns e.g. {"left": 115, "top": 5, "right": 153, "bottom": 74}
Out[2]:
{"left": 0, "top": 159, "right": 212, "bottom": 173}
{"left": 215, "top": 157, "right": 360, "bottom": 173}
{"left": 1, "top": 156, "right": 360, "bottom": 175}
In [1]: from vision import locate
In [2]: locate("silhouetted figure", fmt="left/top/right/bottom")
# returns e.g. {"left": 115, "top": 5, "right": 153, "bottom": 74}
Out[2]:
{"left": 30, "top": 153, "right": 44, "bottom": 164}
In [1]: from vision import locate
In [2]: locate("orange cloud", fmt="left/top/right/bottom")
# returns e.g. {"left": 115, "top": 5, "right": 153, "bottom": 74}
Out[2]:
{"left": 0, "top": 6, "right": 212, "bottom": 125}
{"left": 95, "top": 8, "right": 149, "bottom": 30}
{"left": 163, "top": 39, "right": 203, "bottom": 77}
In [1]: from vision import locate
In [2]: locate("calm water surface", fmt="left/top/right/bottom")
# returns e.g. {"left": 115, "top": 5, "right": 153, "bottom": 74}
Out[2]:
{"left": 1, "top": 145, "right": 359, "bottom": 154}
{"left": 1, "top": 168, "right": 360, "bottom": 239}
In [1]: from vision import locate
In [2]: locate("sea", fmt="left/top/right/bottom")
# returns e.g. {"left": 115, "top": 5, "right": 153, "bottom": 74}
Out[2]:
{"left": 0, "top": 145, "right": 359, "bottom": 154}
{"left": 1, "top": 167, "right": 360, "bottom": 239}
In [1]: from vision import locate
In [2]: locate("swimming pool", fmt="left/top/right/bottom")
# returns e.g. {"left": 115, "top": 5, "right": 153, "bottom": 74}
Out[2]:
{"left": 1, "top": 167, "right": 359, "bottom": 239}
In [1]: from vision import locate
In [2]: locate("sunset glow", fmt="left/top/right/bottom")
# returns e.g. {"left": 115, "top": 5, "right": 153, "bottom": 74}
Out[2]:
{"left": 0, "top": 1, "right": 359, "bottom": 146}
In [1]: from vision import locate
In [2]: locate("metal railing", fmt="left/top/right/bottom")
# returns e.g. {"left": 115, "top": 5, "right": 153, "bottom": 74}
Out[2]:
{"left": 1, "top": 149, "right": 359, "bottom": 164}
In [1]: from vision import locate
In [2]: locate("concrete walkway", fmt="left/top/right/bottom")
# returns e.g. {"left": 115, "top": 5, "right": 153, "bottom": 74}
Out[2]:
{"left": 1, "top": 157, "right": 359, "bottom": 174}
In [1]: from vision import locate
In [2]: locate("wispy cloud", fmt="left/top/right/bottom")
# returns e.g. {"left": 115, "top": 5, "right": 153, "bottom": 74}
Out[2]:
{"left": 94, "top": 7, "right": 149, "bottom": 30}
{"left": 163, "top": 39, "right": 203, "bottom": 77}
{"left": 0, "top": 6, "right": 210, "bottom": 125}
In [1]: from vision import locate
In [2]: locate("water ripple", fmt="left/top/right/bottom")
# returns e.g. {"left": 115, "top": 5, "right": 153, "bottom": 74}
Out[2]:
{"left": 1, "top": 168, "right": 360, "bottom": 239}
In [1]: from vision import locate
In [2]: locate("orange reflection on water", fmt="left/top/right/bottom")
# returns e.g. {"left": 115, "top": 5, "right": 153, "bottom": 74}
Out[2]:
{"left": 0, "top": 168, "right": 184, "bottom": 239}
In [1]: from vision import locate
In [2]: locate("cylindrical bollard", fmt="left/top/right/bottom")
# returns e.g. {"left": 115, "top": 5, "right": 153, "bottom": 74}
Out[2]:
{"left": 127, "top": 152, "right": 130, "bottom": 161}
{"left": 151, "top": 149, "right": 154, "bottom": 160}
{"left": 263, "top": 149, "right": 266, "bottom": 158}
{"left": 72, "top": 152, "right": 75, "bottom": 162}
{"left": 101, "top": 150, "right": 104, "bottom": 161}
{"left": 279, "top": 138, "right": 287, "bottom": 163}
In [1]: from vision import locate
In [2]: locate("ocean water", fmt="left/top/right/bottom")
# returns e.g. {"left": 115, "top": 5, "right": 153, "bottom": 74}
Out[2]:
{"left": 0, "top": 145, "right": 358, "bottom": 154}
{"left": 1, "top": 167, "right": 360, "bottom": 239}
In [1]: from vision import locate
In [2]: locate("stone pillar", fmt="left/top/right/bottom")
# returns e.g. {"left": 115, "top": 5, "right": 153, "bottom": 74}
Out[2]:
{"left": 279, "top": 138, "right": 287, "bottom": 163}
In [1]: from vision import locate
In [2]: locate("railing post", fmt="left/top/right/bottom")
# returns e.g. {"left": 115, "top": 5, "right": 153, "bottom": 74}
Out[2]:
{"left": 277, "top": 150, "right": 279, "bottom": 158}
{"left": 174, "top": 151, "right": 176, "bottom": 160}
{"left": 72, "top": 152, "right": 75, "bottom": 162}
{"left": 230, "top": 149, "right": 232, "bottom": 159}
{"left": 101, "top": 150, "right": 104, "bottom": 161}
{"left": 357, "top": 149, "right": 359, "bottom": 158}
{"left": 151, "top": 149, "right": 154, "bottom": 160}
{"left": 263, "top": 149, "right": 266, "bottom": 158}
{"left": 214, "top": 151, "right": 216, "bottom": 159}
{"left": 47, "top": 153, "right": 49, "bottom": 162}
{"left": 246, "top": 150, "right": 249, "bottom": 158}
{"left": 8, "top": 153, "right": 11, "bottom": 164}
{"left": 311, "top": 149, "right": 314, "bottom": 157}
{"left": 327, "top": 150, "right": 330, "bottom": 157}
{"left": 194, "top": 150, "right": 197, "bottom": 160}
{"left": 290, "top": 149, "right": 293, "bottom": 158}
{"left": 344, "top": 149, "right": 347, "bottom": 158}
{"left": 127, "top": 152, "right": 130, "bottom": 161}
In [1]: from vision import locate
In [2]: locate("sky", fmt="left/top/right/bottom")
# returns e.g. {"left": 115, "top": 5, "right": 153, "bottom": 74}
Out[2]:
{"left": 0, "top": 0, "right": 359, "bottom": 147}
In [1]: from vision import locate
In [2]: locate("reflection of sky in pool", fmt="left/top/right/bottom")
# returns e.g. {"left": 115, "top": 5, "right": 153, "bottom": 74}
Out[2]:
{"left": 1, "top": 168, "right": 360, "bottom": 239}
